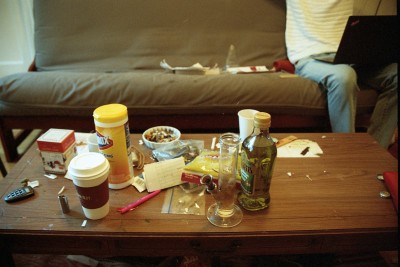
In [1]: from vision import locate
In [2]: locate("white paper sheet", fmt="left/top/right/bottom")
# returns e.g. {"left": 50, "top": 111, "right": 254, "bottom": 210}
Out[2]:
{"left": 143, "top": 157, "right": 185, "bottom": 192}
{"left": 160, "top": 59, "right": 220, "bottom": 75}
{"left": 277, "top": 139, "right": 323, "bottom": 158}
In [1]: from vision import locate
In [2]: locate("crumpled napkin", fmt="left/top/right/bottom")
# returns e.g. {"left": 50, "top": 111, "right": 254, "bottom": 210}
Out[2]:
{"left": 160, "top": 59, "right": 219, "bottom": 75}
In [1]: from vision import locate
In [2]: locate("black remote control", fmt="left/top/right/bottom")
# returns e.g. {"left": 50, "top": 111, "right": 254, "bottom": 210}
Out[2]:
{"left": 4, "top": 186, "right": 35, "bottom": 203}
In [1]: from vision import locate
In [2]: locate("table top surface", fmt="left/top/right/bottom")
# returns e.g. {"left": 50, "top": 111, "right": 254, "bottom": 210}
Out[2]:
{"left": 0, "top": 133, "right": 398, "bottom": 254}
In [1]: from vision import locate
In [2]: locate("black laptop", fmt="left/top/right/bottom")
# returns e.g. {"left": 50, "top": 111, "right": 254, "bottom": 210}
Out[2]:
{"left": 313, "top": 15, "right": 398, "bottom": 65}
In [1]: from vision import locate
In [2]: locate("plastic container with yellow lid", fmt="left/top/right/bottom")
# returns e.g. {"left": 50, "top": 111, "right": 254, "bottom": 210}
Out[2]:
{"left": 93, "top": 104, "right": 133, "bottom": 189}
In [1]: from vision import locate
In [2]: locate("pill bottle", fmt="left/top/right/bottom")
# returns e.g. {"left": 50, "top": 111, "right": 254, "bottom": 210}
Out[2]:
{"left": 93, "top": 104, "right": 133, "bottom": 189}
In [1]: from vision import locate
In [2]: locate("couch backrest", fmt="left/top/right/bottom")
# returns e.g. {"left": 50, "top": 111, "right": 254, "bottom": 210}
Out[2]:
{"left": 34, "top": 0, "right": 287, "bottom": 72}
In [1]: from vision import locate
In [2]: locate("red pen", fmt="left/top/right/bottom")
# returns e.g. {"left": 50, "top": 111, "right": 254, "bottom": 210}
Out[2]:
{"left": 117, "top": 190, "right": 161, "bottom": 214}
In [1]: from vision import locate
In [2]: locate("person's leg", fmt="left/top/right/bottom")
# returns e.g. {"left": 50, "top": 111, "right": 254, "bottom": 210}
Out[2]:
{"left": 295, "top": 56, "right": 359, "bottom": 132}
{"left": 356, "top": 63, "right": 398, "bottom": 148}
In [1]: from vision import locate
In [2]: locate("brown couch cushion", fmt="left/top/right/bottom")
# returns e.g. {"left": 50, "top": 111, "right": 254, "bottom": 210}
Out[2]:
{"left": 33, "top": 0, "right": 287, "bottom": 72}
{"left": 0, "top": 70, "right": 327, "bottom": 117}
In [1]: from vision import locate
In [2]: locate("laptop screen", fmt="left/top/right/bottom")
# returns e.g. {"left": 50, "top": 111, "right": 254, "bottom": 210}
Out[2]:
{"left": 334, "top": 16, "right": 398, "bottom": 64}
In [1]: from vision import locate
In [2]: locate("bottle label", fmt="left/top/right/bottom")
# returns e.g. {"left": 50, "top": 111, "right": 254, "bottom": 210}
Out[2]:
{"left": 95, "top": 122, "right": 133, "bottom": 186}
{"left": 240, "top": 152, "right": 273, "bottom": 195}
{"left": 240, "top": 152, "right": 255, "bottom": 194}
{"left": 97, "top": 132, "right": 114, "bottom": 150}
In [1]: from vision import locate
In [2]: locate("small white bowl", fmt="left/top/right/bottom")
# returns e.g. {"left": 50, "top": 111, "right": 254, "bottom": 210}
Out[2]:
{"left": 142, "top": 126, "right": 181, "bottom": 149}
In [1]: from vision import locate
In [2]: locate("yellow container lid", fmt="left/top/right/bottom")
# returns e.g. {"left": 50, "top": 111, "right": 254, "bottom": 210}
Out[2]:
{"left": 93, "top": 104, "right": 128, "bottom": 124}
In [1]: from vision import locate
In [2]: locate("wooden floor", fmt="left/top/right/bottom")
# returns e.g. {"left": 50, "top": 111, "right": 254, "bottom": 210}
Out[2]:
{"left": 11, "top": 252, "right": 398, "bottom": 267}
{"left": 0, "top": 129, "right": 42, "bottom": 180}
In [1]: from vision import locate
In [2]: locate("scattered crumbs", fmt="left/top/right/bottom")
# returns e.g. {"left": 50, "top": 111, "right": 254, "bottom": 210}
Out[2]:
{"left": 132, "top": 176, "right": 146, "bottom": 192}
{"left": 58, "top": 186, "right": 65, "bottom": 195}
{"left": 139, "top": 140, "right": 143, "bottom": 145}
{"left": 323, "top": 170, "right": 328, "bottom": 174}
{"left": 27, "top": 180, "right": 40, "bottom": 188}
{"left": 81, "top": 219, "right": 87, "bottom": 228}
{"left": 306, "top": 174, "right": 312, "bottom": 181}
{"left": 75, "top": 140, "right": 85, "bottom": 146}
{"left": 379, "top": 191, "right": 391, "bottom": 198}
{"left": 321, "top": 135, "right": 326, "bottom": 139}
{"left": 44, "top": 173, "right": 57, "bottom": 179}
{"left": 43, "top": 223, "right": 54, "bottom": 230}
{"left": 287, "top": 172, "right": 292, "bottom": 177}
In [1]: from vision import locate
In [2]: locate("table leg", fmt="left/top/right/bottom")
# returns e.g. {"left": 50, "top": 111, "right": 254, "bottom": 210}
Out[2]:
{"left": 0, "top": 246, "right": 15, "bottom": 267}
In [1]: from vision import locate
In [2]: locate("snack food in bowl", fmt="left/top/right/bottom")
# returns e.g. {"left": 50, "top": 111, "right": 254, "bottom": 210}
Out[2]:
{"left": 142, "top": 126, "right": 181, "bottom": 149}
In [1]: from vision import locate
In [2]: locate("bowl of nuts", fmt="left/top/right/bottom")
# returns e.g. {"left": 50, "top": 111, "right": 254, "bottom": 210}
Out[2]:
{"left": 142, "top": 126, "right": 181, "bottom": 149}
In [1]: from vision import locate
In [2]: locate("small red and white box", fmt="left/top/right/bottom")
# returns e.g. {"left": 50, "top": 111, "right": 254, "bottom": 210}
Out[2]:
{"left": 37, "top": 128, "right": 77, "bottom": 174}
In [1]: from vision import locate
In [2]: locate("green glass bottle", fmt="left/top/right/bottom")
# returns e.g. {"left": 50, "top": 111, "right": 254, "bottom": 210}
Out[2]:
{"left": 238, "top": 112, "right": 277, "bottom": 211}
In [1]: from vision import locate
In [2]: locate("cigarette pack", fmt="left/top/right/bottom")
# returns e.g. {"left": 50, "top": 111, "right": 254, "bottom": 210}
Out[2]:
{"left": 37, "top": 128, "right": 75, "bottom": 152}
{"left": 39, "top": 142, "right": 76, "bottom": 174}
{"left": 37, "top": 128, "right": 77, "bottom": 174}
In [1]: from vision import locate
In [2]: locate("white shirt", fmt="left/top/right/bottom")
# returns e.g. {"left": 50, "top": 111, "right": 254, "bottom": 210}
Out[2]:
{"left": 285, "top": 0, "right": 353, "bottom": 64}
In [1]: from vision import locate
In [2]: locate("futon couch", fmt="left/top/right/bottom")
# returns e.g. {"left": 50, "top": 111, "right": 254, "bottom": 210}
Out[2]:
{"left": 0, "top": 0, "right": 378, "bottom": 161}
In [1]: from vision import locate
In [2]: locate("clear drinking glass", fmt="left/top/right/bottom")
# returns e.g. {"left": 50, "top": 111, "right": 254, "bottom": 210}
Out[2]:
{"left": 204, "top": 133, "right": 243, "bottom": 227}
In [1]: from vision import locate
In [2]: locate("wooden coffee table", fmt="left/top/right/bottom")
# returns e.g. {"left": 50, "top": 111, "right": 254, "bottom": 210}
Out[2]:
{"left": 0, "top": 133, "right": 397, "bottom": 264}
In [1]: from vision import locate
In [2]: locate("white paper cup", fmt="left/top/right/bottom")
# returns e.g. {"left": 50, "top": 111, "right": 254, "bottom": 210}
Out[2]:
{"left": 68, "top": 152, "right": 110, "bottom": 220}
{"left": 87, "top": 133, "right": 99, "bottom": 152}
{"left": 238, "top": 109, "right": 259, "bottom": 141}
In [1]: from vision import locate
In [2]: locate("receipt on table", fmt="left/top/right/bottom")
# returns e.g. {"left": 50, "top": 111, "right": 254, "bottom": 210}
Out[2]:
{"left": 277, "top": 139, "right": 323, "bottom": 158}
{"left": 143, "top": 157, "right": 185, "bottom": 192}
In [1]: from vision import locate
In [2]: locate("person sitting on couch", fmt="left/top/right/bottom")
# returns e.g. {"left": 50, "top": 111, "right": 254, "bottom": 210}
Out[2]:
{"left": 285, "top": 0, "right": 398, "bottom": 148}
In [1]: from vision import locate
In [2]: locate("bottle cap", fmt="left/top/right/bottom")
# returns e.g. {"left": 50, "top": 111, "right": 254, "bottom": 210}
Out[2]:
{"left": 254, "top": 112, "right": 271, "bottom": 129}
{"left": 68, "top": 152, "right": 109, "bottom": 179}
{"left": 93, "top": 104, "right": 128, "bottom": 124}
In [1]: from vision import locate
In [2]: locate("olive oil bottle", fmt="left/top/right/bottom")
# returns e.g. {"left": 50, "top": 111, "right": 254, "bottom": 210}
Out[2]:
{"left": 238, "top": 112, "right": 277, "bottom": 211}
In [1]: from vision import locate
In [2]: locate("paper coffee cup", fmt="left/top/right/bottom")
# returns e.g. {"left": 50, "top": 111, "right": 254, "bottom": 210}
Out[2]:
{"left": 87, "top": 133, "right": 99, "bottom": 152}
{"left": 68, "top": 152, "right": 110, "bottom": 220}
{"left": 238, "top": 109, "right": 259, "bottom": 141}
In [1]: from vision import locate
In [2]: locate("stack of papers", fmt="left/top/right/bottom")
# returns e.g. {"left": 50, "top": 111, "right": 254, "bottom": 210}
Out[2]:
{"left": 160, "top": 59, "right": 220, "bottom": 75}
{"left": 226, "top": 66, "right": 271, "bottom": 74}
